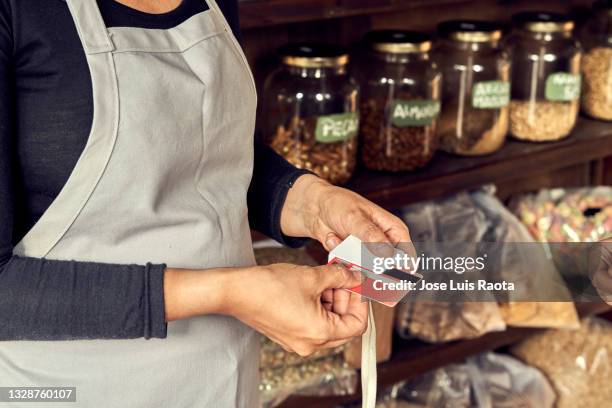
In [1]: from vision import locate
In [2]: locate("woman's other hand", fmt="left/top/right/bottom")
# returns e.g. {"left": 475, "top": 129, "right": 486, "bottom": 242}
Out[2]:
{"left": 281, "top": 174, "right": 414, "bottom": 254}
{"left": 164, "top": 263, "right": 367, "bottom": 356}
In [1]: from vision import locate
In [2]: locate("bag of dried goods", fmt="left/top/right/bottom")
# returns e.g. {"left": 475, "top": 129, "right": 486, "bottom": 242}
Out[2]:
{"left": 511, "top": 317, "right": 612, "bottom": 408}
{"left": 471, "top": 190, "right": 579, "bottom": 329}
{"left": 350, "top": 352, "right": 555, "bottom": 408}
{"left": 512, "top": 187, "right": 612, "bottom": 243}
{"left": 470, "top": 352, "right": 556, "bottom": 408}
{"left": 260, "top": 335, "right": 346, "bottom": 370}
{"left": 395, "top": 300, "right": 505, "bottom": 342}
{"left": 512, "top": 187, "right": 612, "bottom": 300}
{"left": 260, "top": 353, "right": 357, "bottom": 407}
{"left": 396, "top": 187, "right": 578, "bottom": 339}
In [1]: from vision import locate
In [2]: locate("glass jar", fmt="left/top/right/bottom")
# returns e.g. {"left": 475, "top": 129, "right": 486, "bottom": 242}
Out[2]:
{"left": 359, "top": 30, "right": 441, "bottom": 172}
{"left": 262, "top": 43, "right": 360, "bottom": 185}
{"left": 434, "top": 21, "right": 510, "bottom": 156}
{"left": 505, "top": 12, "right": 582, "bottom": 141}
{"left": 581, "top": 0, "right": 612, "bottom": 121}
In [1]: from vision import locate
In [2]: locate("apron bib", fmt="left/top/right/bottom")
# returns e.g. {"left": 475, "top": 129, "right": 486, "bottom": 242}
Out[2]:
{"left": 1, "top": 0, "right": 259, "bottom": 407}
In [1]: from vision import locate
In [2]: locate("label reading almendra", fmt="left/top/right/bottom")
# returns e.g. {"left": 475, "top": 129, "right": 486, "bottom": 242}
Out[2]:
{"left": 390, "top": 100, "right": 441, "bottom": 127}
{"left": 315, "top": 113, "right": 359, "bottom": 143}
{"left": 545, "top": 73, "right": 581, "bottom": 102}
{"left": 472, "top": 80, "right": 510, "bottom": 109}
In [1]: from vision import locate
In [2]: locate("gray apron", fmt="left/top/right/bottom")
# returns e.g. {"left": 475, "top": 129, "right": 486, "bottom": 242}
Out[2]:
{"left": 1, "top": 0, "right": 259, "bottom": 406}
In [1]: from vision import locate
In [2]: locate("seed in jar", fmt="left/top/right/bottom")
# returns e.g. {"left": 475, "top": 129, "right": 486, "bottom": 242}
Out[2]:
{"left": 360, "top": 98, "right": 439, "bottom": 172}
{"left": 438, "top": 106, "right": 508, "bottom": 155}
{"left": 509, "top": 100, "right": 578, "bottom": 141}
{"left": 581, "top": 47, "right": 612, "bottom": 121}
{"left": 269, "top": 117, "right": 357, "bottom": 185}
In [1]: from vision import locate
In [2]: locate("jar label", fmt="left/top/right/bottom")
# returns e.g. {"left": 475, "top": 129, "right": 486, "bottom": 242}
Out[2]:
{"left": 315, "top": 113, "right": 360, "bottom": 143}
{"left": 390, "top": 99, "right": 441, "bottom": 127}
{"left": 472, "top": 81, "right": 510, "bottom": 109}
{"left": 545, "top": 73, "right": 581, "bottom": 101}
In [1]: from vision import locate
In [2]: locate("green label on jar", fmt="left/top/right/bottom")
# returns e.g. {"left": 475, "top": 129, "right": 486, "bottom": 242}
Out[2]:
{"left": 472, "top": 80, "right": 510, "bottom": 109}
{"left": 390, "top": 99, "right": 441, "bottom": 127}
{"left": 315, "top": 113, "right": 359, "bottom": 143}
{"left": 545, "top": 72, "right": 581, "bottom": 101}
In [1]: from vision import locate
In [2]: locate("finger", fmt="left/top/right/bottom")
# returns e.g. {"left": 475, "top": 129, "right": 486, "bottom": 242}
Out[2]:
{"left": 332, "top": 288, "right": 351, "bottom": 315}
{"left": 322, "top": 289, "right": 334, "bottom": 312}
{"left": 323, "top": 232, "right": 343, "bottom": 251}
{"left": 312, "top": 221, "right": 343, "bottom": 251}
{"left": 327, "top": 293, "right": 368, "bottom": 339}
{"left": 369, "top": 208, "right": 417, "bottom": 259}
{"left": 349, "top": 212, "right": 395, "bottom": 258}
{"left": 318, "top": 263, "right": 362, "bottom": 292}
{"left": 320, "top": 337, "right": 355, "bottom": 349}
{"left": 322, "top": 288, "right": 334, "bottom": 304}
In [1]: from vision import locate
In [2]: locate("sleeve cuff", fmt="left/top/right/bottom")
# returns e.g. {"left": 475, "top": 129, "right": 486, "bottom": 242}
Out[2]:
{"left": 145, "top": 263, "right": 168, "bottom": 339}
{"left": 269, "top": 169, "right": 313, "bottom": 248}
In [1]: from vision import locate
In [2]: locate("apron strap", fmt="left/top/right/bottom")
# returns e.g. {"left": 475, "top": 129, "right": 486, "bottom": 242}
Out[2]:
{"left": 202, "top": 0, "right": 229, "bottom": 33}
{"left": 361, "top": 301, "right": 377, "bottom": 408}
{"left": 66, "top": 0, "right": 114, "bottom": 54}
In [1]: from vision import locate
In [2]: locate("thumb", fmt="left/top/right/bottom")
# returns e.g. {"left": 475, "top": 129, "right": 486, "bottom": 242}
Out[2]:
{"left": 318, "top": 263, "right": 363, "bottom": 292}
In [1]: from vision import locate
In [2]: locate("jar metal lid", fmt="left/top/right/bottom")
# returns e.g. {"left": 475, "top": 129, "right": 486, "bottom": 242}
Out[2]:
{"left": 437, "top": 20, "right": 503, "bottom": 43}
{"left": 279, "top": 43, "right": 349, "bottom": 68}
{"left": 512, "top": 11, "right": 574, "bottom": 33}
{"left": 365, "top": 30, "right": 432, "bottom": 53}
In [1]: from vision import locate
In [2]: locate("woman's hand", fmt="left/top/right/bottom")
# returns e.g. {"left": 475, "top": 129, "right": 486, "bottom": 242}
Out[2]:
{"left": 281, "top": 174, "right": 415, "bottom": 312}
{"left": 164, "top": 263, "right": 368, "bottom": 356}
{"left": 281, "top": 174, "right": 414, "bottom": 253}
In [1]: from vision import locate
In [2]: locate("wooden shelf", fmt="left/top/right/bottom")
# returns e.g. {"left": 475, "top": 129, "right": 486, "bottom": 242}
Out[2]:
{"left": 252, "top": 117, "right": 612, "bottom": 244}
{"left": 279, "top": 302, "right": 611, "bottom": 408}
{"left": 238, "top": 0, "right": 470, "bottom": 29}
{"left": 347, "top": 117, "right": 612, "bottom": 209}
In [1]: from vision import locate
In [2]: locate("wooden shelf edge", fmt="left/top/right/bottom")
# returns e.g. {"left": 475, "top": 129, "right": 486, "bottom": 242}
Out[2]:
{"left": 239, "top": 0, "right": 471, "bottom": 29}
{"left": 280, "top": 302, "right": 611, "bottom": 408}
{"left": 350, "top": 118, "right": 612, "bottom": 209}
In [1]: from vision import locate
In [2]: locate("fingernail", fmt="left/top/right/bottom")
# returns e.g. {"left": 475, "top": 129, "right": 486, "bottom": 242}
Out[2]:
{"left": 352, "top": 269, "right": 363, "bottom": 281}
{"left": 326, "top": 236, "right": 341, "bottom": 250}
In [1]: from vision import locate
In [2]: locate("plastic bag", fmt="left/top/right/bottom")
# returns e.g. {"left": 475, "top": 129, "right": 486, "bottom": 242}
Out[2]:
{"left": 396, "top": 188, "right": 505, "bottom": 342}
{"left": 512, "top": 186, "right": 612, "bottom": 243}
{"left": 260, "top": 354, "right": 357, "bottom": 407}
{"left": 397, "top": 186, "right": 578, "bottom": 339}
{"left": 469, "top": 353, "right": 556, "bottom": 408}
{"left": 395, "top": 301, "right": 505, "bottom": 343}
{"left": 512, "top": 187, "right": 612, "bottom": 301}
{"left": 511, "top": 317, "right": 612, "bottom": 408}
{"left": 345, "top": 352, "right": 555, "bottom": 408}
{"left": 260, "top": 336, "right": 346, "bottom": 369}
{"left": 471, "top": 189, "right": 579, "bottom": 329}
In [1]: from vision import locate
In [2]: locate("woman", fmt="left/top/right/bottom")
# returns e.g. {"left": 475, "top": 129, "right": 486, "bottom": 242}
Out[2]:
{"left": 0, "top": 0, "right": 412, "bottom": 406}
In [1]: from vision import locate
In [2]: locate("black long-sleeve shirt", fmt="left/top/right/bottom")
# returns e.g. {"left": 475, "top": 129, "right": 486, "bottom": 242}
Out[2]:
{"left": 0, "top": 0, "right": 307, "bottom": 340}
